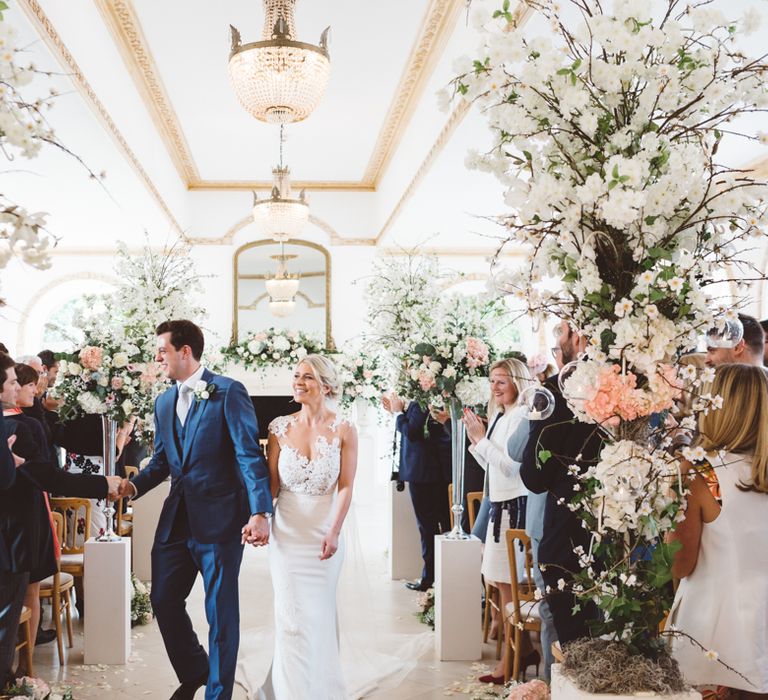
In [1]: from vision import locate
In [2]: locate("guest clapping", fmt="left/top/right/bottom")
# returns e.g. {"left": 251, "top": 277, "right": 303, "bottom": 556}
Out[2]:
{"left": 666, "top": 364, "right": 768, "bottom": 694}
{"left": 464, "top": 358, "right": 536, "bottom": 684}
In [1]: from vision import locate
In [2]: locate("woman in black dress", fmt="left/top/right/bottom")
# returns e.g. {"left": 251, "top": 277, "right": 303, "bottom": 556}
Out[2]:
{"left": 0, "top": 356, "right": 120, "bottom": 673}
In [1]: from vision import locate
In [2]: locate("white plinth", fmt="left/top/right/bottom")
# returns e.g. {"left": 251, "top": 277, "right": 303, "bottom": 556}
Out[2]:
{"left": 434, "top": 535, "right": 482, "bottom": 661}
{"left": 131, "top": 479, "right": 170, "bottom": 581}
{"left": 84, "top": 537, "right": 131, "bottom": 665}
{"left": 388, "top": 482, "right": 424, "bottom": 581}
{"left": 551, "top": 664, "right": 701, "bottom": 700}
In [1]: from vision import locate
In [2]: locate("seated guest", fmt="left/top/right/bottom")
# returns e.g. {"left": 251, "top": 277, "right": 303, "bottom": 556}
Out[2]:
{"left": 382, "top": 393, "right": 451, "bottom": 592}
{"left": 761, "top": 319, "right": 768, "bottom": 366}
{"left": 520, "top": 321, "right": 603, "bottom": 646}
{"left": 0, "top": 353, "right": 120, "bottom": 670}
{"left": 464, "top": 358, "right": 536, "bottom": 683}
{"left": 706, "top": 313, "right": 764, "bottom": 368}
{"left": 667, "top": 364, "right": 768, "bottom": 695}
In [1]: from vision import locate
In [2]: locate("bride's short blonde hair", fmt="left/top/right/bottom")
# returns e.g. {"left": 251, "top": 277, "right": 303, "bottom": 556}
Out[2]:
{"left": 296, "top": 354, "right": 340, "bottom": 400}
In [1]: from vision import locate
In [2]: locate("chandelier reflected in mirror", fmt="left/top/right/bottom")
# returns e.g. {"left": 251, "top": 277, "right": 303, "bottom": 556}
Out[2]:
{"left": 265, "top": 243, "right": 300, "bottom": 317}
{"left": 229, "top": 0, "right": 331, "bottom": 124}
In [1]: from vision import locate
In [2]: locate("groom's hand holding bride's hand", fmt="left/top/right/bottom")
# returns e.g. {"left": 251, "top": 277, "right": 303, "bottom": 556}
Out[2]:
{"left": 242, "top": 514, "right": 270, "bottom": 547}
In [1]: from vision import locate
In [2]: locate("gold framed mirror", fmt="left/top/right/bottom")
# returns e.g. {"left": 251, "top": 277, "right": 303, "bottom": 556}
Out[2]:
{"left": 233, "top": 239, "right": 333, "bottom": 348}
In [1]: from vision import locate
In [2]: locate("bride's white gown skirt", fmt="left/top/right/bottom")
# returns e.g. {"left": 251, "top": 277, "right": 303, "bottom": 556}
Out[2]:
{"left": 259, "top": 490, "right": 346, "bottom": 700}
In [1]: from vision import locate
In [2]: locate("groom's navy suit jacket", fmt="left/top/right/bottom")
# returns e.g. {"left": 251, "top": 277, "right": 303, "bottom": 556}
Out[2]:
{"left": 131, "top": 369, "right": 272, "bottom": 544}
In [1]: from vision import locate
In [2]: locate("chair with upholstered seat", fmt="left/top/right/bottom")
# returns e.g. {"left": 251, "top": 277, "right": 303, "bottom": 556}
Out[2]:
{"left": 503, "top": 528, "right": 542, "bottom": 682}
{"left": 15, "top": 606, "right": 33, "bottom": 677}
{"left": 38, "top": 511, "right": 74, "bottom": 664}
{"left": 49, "top": 497, "right": 91, "bottom": 617}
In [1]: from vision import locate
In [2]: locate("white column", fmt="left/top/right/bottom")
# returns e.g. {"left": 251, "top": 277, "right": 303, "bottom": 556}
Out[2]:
{"left": 131, "top": 479, "right": 170, "bottom": 581}
{"left": 84, "top": 538, "right": 131, "bottom": 665}
{"left": 388, "top": 481, "right": 424, "bottom": 581}
{"left": 434, "top": 535, "right": 482, "bottom": 661}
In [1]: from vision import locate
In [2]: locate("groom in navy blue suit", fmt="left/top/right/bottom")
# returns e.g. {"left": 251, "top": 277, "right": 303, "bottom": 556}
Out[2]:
{"left": 120, "top": 320, "right": 272, "bottom": 700}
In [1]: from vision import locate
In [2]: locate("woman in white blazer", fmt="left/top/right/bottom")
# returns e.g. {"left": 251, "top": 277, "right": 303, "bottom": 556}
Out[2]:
{"left": 464, "top": 357, "right": 536, "bottom": 683}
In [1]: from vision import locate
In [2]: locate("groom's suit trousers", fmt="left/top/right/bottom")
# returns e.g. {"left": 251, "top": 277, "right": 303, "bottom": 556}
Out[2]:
{"left": 150, "top": 504, "right": 244, "bottom": 700}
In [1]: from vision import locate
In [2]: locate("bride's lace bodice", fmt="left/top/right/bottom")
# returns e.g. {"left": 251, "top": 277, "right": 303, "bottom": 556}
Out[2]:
{"left": 269, "top": 413, "right": 351, "bottom": 496}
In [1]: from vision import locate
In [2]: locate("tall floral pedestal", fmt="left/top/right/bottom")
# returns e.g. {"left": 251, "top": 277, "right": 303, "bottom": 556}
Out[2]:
{"left": 435, "top": 534, "right": 482, "bottom": 660}
{"left": 551, "top": 665, "right": 701, "bottom": 700}
{"left": 388, "top": 482, "right": 423, "bottom": 581}
{"left": 84, "top": 538, "right": 131, "bottom": 664}
{"left": 131, "top": 479, "right": 170, "bottom": 581}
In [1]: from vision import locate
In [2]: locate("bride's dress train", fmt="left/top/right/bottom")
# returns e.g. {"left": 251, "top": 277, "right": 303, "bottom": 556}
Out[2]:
{"left": 236, "top": 414, "right": 432, "bottom": 699}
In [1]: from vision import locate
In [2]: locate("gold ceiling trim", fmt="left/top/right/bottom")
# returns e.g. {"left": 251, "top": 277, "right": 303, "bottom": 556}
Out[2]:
{"left": 360, "top": 0, "right": 465, "bottom": 187}
{"left": 94, "top": 0, "right": 199, "bottom": 184}
{"left": 94, "top": 0, "right": 463, "bottom": 191}
{"left": 188, "top": 180, "right": 375, "bottom": 192}
{"left": 374, "top": 100, "right": 469, "bottom": 244}
{"left": 374, "top": 3, "right": 534, "bottom": 245}
{"left": 188, "top": 213, "right": 375, "bottom": 247}
{"left": 16, "top": 0, "right": 184, "bottom": 237}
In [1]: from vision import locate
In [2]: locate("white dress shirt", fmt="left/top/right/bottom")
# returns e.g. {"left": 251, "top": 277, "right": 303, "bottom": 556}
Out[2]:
{"left": 469, "top": 404, "right": 528, "bottom": 502}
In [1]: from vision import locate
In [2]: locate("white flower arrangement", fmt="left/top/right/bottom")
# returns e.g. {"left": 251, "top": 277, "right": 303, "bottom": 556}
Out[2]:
{"left": 223, "top": 328, "right": 324, "bottom": 371}
{"left": 450, "top": 0, "right": 768, "bottom": 663}
{"left": 337, "top": 350, "right": 389, "bottom": 411}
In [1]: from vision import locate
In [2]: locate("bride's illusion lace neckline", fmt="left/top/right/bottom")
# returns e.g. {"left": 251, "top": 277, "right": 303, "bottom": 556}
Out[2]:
{"left": 269, "top": 413, "right": 350, "bottom": 496}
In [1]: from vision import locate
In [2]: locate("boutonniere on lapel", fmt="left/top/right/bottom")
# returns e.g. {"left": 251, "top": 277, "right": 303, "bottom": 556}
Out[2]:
{"left": 193, "top": 380, "right": 217, "bottom": 403}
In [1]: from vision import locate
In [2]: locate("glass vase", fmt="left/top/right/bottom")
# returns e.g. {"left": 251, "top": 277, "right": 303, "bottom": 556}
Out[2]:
{"left": 97, "top": 415, "right": 120, "bottom": 542}
{"left": 445, "top": 398, "right": 469, "bottom": 540}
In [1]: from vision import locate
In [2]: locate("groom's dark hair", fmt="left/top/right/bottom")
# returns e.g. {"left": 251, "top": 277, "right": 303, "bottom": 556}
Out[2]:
{"left": 156, "top": 320, "right": 204, "bottom": 361}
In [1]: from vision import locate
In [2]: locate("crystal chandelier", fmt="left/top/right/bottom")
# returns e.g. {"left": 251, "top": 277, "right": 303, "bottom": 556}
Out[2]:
{"left": 265, "top": 244, "right": 300, "bottom": 317}
{"left": 229, "top": 0, "right": 331, "bottom": 124}
{"left": 253, "top": 125, "right": 309, "bottom": 241}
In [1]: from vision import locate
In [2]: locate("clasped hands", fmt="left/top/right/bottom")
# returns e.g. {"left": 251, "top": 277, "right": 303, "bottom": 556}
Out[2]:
{"left": 242, "top": 514, "right": 270, "bottom": 547}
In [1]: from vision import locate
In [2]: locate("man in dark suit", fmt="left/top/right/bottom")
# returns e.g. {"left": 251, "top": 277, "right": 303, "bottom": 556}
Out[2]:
{"left": 520, "top": 321, "right": 603, "bottom": 645}
{"left": 383, "top": 395, "right": 451, "bottom": 592}
{"left": 118, "top": 321, "right": 272, "bottom": 700}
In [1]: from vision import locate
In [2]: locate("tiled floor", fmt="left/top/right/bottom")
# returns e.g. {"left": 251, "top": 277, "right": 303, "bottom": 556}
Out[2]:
{"left": 28, "top": 497, "right": 513, "bottom": 699}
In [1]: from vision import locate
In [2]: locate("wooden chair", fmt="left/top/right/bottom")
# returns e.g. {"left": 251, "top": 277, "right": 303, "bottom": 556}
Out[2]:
{"left": 116, "top": 466, "right": 139, "bottom": 537}
{"left": 15, "top": 606, "right": 33, "bottom": 677}
{"left": 38, "top": 511, "right": 74, "bottom": 664}
{"left": 503, "top": 528, "right": 542, "bottom": 682}
{"left": 49, "top": 498, "right": 91, "bottom": 604}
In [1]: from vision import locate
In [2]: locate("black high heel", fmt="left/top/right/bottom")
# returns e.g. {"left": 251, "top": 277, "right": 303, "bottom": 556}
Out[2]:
{"left": 522, "top": 649, "right": 541, "bottom": 680}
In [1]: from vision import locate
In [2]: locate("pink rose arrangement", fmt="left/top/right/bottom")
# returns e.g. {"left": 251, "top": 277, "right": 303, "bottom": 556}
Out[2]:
{"left": 79, "top": 345, "right": 104, "bottom": 370}
{"left": 465, "top": 337, "right": 489, "bottom": 369}
{"left": 583, "top": 364, "right": 682, "bottom": 425}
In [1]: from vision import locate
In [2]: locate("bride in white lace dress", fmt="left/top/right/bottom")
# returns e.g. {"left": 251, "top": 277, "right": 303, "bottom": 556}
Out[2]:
{"left": 253, "top": 354, "right": 357, "bottom": 700}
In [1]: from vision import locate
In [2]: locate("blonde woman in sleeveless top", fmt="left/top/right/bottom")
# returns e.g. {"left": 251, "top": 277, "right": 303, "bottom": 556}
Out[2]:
{"left": 667, "top": 364, "right": 768, "bottom": 697}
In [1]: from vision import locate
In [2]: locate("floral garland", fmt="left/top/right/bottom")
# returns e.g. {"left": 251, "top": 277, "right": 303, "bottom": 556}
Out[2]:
{"left": 337, "top": 350, "right": 389, "bottom": 411}
{"left": 414, "top": 587, "right": 435, "bottom": 628}
{"left": 130, "top": 574, "right": 153, "bottom": 627}
{"left": 222, "top": 328, "right": 325, "bottom": 370}
{"left": 451, "top": 0, "right": 768, "bottom": 664}
{"left": 1, "top": 677, "right": 74, "bottom": 700}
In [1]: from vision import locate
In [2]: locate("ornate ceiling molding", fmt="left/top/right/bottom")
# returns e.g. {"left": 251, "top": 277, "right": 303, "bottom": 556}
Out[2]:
{"left": 93, "top": 0, "right": 464, "bottom": 191}
{"left": 360, "top": 0, "right": 466, "bottom": 188}
{"left": 16, "top": 0, "right": 185, "bottom": 237}
{"left": 374, "top": 3, "right": 535, "bottom": 245}
{"left": 94, "top": 0, "right": 199, "bottom": 185}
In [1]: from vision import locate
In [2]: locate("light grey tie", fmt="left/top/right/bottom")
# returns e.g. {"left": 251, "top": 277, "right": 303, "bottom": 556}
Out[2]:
{"left": 177, "top": 384, "right": 192, "bottom": 427}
